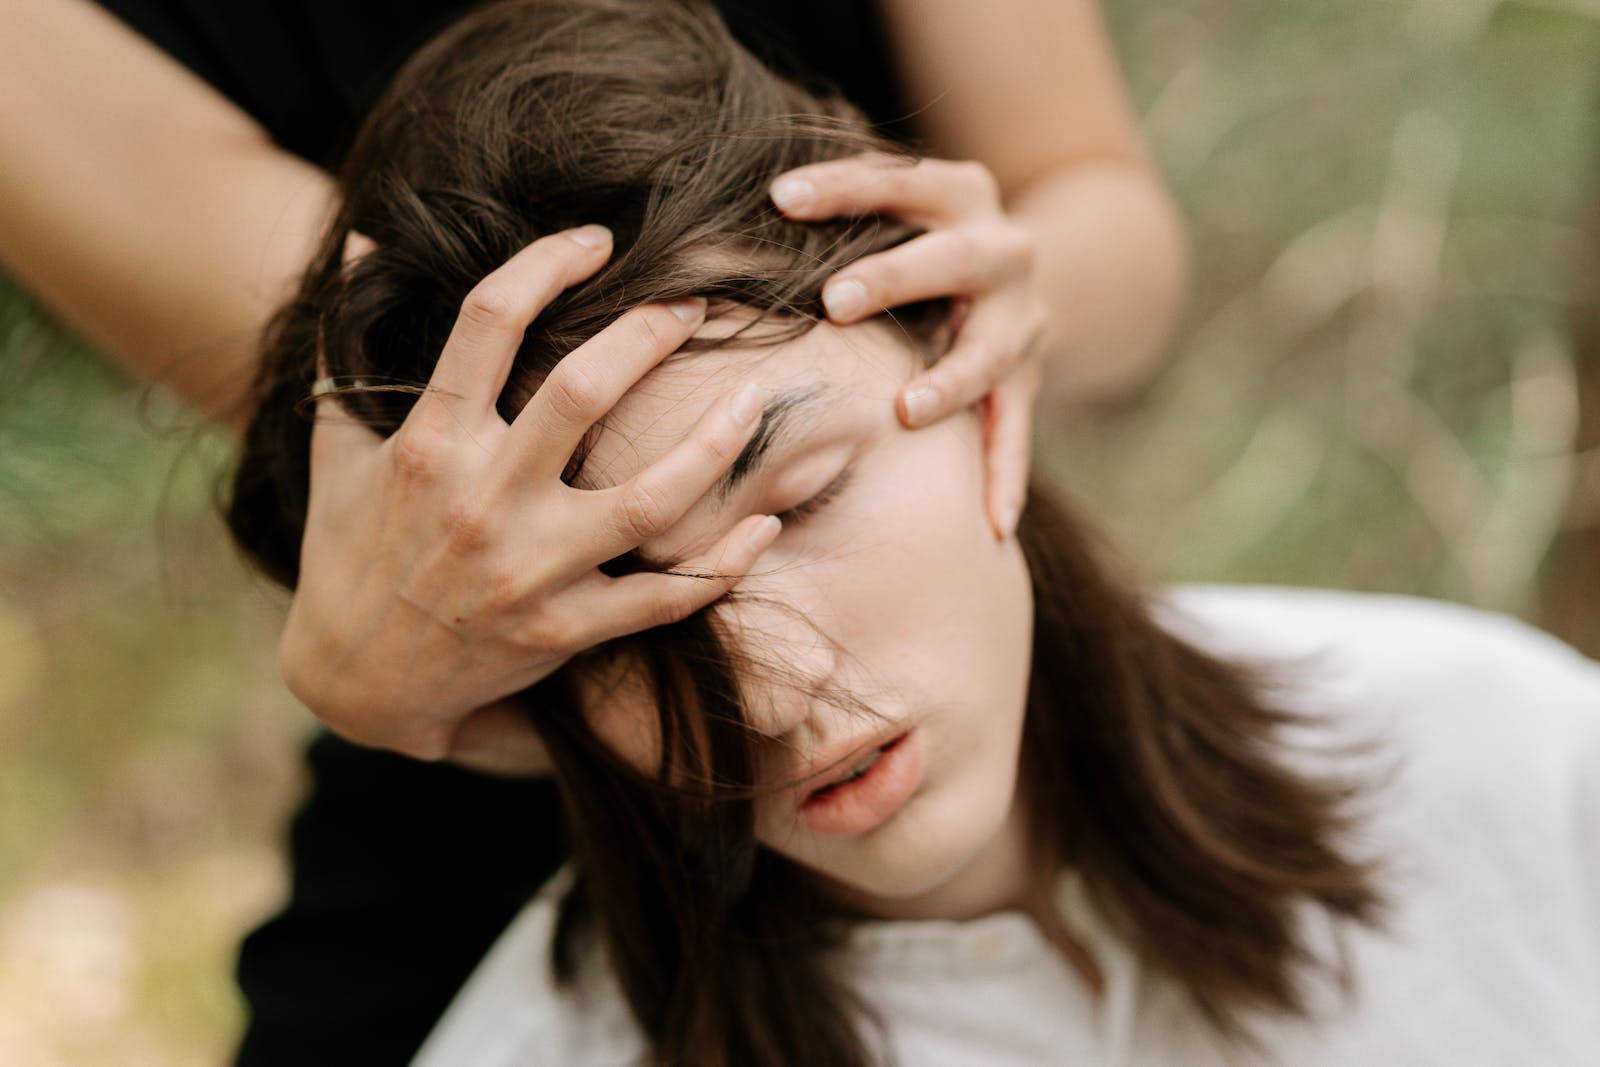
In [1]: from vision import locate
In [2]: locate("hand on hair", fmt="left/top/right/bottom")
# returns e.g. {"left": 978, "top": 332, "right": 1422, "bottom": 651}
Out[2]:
{"left": 281, "top": 226, "right": 781, "bottom": 772}
{"left": 769, "top": 154, "right": 1045, "bottom": 540}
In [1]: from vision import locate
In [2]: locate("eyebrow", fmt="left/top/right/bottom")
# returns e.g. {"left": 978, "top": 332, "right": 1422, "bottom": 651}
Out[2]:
{"left": 713, "top": 385, "right": 834, "bottom": 502}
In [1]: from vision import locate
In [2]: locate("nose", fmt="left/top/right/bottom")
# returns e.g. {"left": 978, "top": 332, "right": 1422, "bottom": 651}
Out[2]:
{"left": 722, "top": 598, "right": 837, "bottom": 740}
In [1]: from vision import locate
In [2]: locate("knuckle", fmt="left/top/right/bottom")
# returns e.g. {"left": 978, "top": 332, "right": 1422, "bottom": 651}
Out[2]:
{"left": 390, "top": 421, "right": 448, "bottom": 482}
{"left": 619, "top": 480, "right": 672, "bottom": 539}
{"left": 518, "top": 610, "right": 578, "bottom": 655}
{"left": 698, "top": 422, "right": 741, "bottom": 465}
{"left": 476, "top": 560, "right": 524, "bottom": 614}
{"left": 631, "top": 308, "right": 674, "bottom": 351}
{"left": 460, "top": 282, "right": 519, "bottom": 330}
{"left": 543, "top": 362, "right": 606, "bottom": 424}
{"left": 647, "top": 584, "right": 701, "bottom": 630}
{"left": 441, "top": 497, "right": 495, "bottom": 556}
{"left": 647, "top": 600, "right": 688, "bottom": 632}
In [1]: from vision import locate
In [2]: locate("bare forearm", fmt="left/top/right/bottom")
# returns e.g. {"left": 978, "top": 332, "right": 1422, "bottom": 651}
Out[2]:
{"left": 0, "top": 0, "right": 336, "bottom": 432}
{"left": 878, "top": 0, "right": 1189, "bottom": 402}
{"left": 1010, "top": 161, "right": 1190, "bottom": 402}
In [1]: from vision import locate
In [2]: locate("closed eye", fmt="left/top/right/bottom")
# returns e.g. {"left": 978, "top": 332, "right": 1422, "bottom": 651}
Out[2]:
{"left": 776, "top": 466, "right": 854, "bottom": 527}
{"left": 689, "top": 465, "right": 855, "bottom": 614}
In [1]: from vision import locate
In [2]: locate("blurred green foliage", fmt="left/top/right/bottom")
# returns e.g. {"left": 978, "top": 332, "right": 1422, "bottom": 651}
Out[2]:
{"left": 0, "top": 303, "right": 305, "bottom": 1062}
{"left": 2, "top": 1, "right": 1598, "bottom": 1062}
{"left": 1062, "top": 0, "right": 1599, "bottom": 650}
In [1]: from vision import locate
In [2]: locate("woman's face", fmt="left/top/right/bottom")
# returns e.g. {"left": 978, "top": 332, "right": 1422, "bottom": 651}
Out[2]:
{"left": 576, "top": 313, "right": 1034, "bottom": 916}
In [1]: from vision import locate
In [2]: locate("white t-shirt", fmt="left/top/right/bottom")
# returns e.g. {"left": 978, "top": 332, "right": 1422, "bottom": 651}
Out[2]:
{"left": 410, "top": 587, "right": 1600, "bottom": 1066}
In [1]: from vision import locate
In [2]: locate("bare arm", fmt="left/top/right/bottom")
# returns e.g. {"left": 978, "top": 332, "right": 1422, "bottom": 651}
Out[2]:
{"left": 767, "top": 1, "right": 1187, "bottom": 536}
{"left": 880, "top": 0, "right": 1189, "bottom": 400}
{"left": 0, "top": 0, "right": 335, "bottom": 431}
{"left": 0, "top": 0, "right": 776, "bottom": 770}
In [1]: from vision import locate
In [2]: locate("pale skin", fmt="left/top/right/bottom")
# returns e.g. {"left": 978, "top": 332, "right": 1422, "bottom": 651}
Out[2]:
{"left": 0, "top": 0, "right": 1187, "bottom": 770}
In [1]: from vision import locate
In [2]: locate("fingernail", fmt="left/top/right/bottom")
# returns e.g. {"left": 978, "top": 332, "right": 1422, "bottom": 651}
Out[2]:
{"left": 822, "top": 278, "right": 868, "bottom": 320}
{"left": 746, "top": 515, "right": 782, "bottom": 553}
{"left": 568, "top": 224, "right": 612, "bottom": 248}
{"left": 670, "top": 296, "right": 707, "bottom": 322}
{"left": 731, "top": 383, "right": 767, "bottom": 428}
{"left": 770, "top": 176, "right": 814, "bottom": 212}
{"left": 901, "top": 386, "right": 941, "bottom": 427}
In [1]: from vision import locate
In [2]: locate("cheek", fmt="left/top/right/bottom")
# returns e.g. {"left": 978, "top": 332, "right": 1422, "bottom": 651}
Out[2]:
{"left": 838, "top": 422, "right": 1028, "bottom": 671}
{"left": 814, "top": 423, "right": 1032, "bottom": 756}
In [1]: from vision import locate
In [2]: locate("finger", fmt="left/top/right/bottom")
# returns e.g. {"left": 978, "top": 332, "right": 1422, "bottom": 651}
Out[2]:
{"left": 446, "top": 701, "right": 553, "bottom": 777}
{"left": 510, "top": 297, "right": 710, "bottom": 478}
{"left": 580, "top": 380, "right": 768, "bottom": 560}
{"left": 423, "top": 224, "right": 613, "bottom": 424}
{"left": 770, "top": 155, "right": 998, "bottom": 227}
{"left": 574, "top": 514, "right": 782, "bottom": 644}
{"left": 982, "top": 377, "right": 1036, "bottom": 541}
{"left": 819, "top": 226, "right": 1030, "bottom": 324}
{"left": 307, "top": 385, "right": 384, "bottom": 483}
{"left": 897, "top": 297, "right": 1033, "bottom": 429}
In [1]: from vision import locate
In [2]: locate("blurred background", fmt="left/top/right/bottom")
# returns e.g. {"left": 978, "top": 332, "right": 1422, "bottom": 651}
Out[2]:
{"left": 3, "top": 0, "right": 1598, "bottom": 1062}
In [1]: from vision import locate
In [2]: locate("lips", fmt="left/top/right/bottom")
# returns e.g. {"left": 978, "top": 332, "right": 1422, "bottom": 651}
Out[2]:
{"left": 794, "top": 731, "right": 922, "bottom": 836}
{"left": 812, "top": 745, "right": 889, "bottom": 796}
{"left": 797, "top": 729, "right": 909, "bottom": 801}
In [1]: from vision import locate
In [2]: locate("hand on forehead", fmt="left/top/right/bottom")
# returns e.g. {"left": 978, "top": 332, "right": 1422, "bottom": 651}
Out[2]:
{"left": 573, "top": 316, "right": 917, "bottom": 545}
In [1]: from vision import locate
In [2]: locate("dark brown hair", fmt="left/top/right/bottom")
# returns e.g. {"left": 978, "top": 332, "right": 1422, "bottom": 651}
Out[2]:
{"left": 227, "top": 2, "right": 1383, "bottom": 1064}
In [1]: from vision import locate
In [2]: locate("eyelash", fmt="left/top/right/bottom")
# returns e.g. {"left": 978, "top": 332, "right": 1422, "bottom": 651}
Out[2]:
{"left": 776, "top": 466, "right": 854, "bottom": 527}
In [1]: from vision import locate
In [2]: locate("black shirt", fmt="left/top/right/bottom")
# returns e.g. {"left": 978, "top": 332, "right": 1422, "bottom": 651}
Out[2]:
{"left": 97, "top": 0, "right": 912, "bottom": 166}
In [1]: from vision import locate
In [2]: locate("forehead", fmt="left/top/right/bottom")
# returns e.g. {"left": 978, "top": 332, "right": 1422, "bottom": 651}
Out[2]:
{"left": 576, "top": 314, "right": 917, "bottom": 490}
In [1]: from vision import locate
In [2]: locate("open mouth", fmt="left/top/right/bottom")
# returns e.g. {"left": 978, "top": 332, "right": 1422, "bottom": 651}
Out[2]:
{"left": 794, "top": 732, "right": 920, "bottom": 836}
{"left": 804, "top": 735, "right": 906, "bottom": 803}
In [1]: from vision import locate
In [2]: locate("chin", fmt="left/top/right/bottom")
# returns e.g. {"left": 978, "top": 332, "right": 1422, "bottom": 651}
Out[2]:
{"left": 781, "top": 759, "right": 1024, "bottom": 910}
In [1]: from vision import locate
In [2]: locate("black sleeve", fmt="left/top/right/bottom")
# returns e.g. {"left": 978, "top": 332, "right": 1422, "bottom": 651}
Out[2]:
{"left": 91, "top": 0, "right": 911, "bottom": 166}
{"left": 233, "top": 733, "right": 566, "bottom": 1067}
{"left": 92, "top": 0, "right": 470, "bottom": 164}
